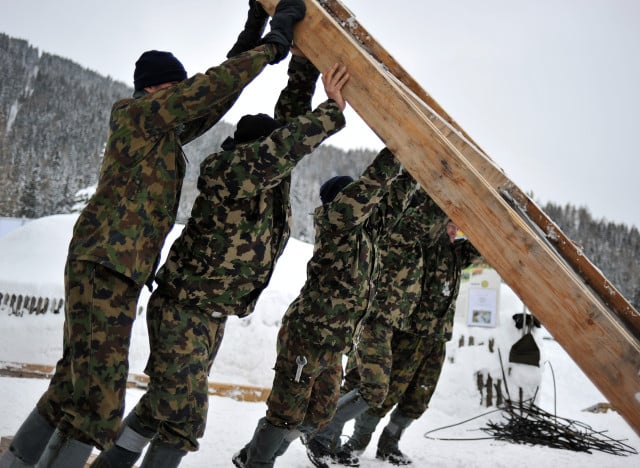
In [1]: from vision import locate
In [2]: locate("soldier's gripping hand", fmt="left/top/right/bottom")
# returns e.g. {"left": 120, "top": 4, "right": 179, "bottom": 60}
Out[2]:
{"left": 322, "top": 63, "right": 350, "bottom": 111}
{"left": 227, "top": 0, "right": 270, "bottom": 58}
{"left": 261, "top": 0, "right": 307, "bottom": 64}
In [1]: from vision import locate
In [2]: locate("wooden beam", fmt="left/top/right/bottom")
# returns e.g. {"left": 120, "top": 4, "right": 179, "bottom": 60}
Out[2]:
{"left": 318, "top": 0, "right": 640, "bottom": 338}
{"left": 0, "top": 361, "right": 270, "bottom": 402}
{"left": 394, "top": 75, "right": 640, "bottom": 339}
{"left": 260, "top": 0, "right": 640, "bottom": 435}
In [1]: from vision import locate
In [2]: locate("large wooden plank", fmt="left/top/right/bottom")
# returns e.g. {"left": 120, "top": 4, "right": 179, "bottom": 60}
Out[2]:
{"left": 393, "top": 75, "right": 640, "bottom": 339}
{"left": 260, "top": 0, "right": 640, "bottom": 435}
{"left": 319, "top": 0, "right": 640, "bottom": 339}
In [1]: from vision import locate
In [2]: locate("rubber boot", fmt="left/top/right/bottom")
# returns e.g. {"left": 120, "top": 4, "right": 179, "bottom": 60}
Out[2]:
{"left": 312, "top": 389, "right": 370, "bottom": 452}
{"left": 138, "top": 440, "right": 186, "bottom": 468}
{"left": 273, "top": 427, "right": 300, "bottom": 459}
{"left": 244, "top": 418, "right": 298, "bottom": 468}
{"left": 232, "top": 427, "right": 301, "bottom": 468}
{"left": 35, "top": 429, "right": 93, "bottom": 468}
{"left": 0, "top": 408, "right": 55, "bottom": 467}
{"left": 344, "top": 412, "right": 382, "bottom": 455}
{"left": 0, "top": 452, "right": 32, "bottom": 468}
{"left": 376, "top": 409, "right": 414, "bottom": 466}
{"left": 231, "top": 446, "right": 248, "bottom": 468}
{"left": 90, "top": 412, "right": 156, "bottom": 468}
{"left": 306, "top": 389, "right": 370, "bottom": 467}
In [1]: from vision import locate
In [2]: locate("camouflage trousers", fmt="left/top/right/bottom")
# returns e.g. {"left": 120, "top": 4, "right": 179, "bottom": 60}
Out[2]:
{"left": 132, "top": 292, "right": 227, "bottom": 451}
{"left": 265, "top": 321, "right": 343, "bottom": 431}
{"left": 344, "top": 328, "right": 446, "bottom": 419}
{"left": 346, "top": 317, "right": 394, "bottom": 408}
{"left": 37, "top": 259, "right": 140, "bottom": 449}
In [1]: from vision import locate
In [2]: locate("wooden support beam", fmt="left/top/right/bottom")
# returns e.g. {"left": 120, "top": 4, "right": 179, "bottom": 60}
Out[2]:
{"left": 394, "top": 75, "right": 640, "bottom": 339}
{"left": 260, "top": 0, "right": 640, "bottom": 435}
{"left": 320, "top": 0, "right": 640, "bottom": 339}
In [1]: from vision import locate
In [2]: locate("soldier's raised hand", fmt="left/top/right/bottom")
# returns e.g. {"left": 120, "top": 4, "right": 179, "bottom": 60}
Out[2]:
{"left": 226, "top": 0, "right": 270, "bottom": 58}
{"left": 261, "top": 0, "right": 307, "bottom": 63}
{"left": 322, "top": 63, "right": 349, "bottom": 111}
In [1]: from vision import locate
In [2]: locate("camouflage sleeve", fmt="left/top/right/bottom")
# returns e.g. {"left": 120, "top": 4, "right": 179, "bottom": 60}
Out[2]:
{"left": 415, "top": 190, "right": 449, "bottom": 239}
{"left": 198, "top": 99, "right": 345, "bottom": 197}
{"left": 324, "top": 147, "right": 403, "bottom": 230}
{"left": 378, "top": 170, "right": 419, "bottom": 232}
{"left": 456, "top": 240, "right": 483, "bottom": 268}
{"left": 114, "top": 44, "right": 277, "bottom": 146}
{"left": 274, "top": 55, "right": 320, "bottom": 123}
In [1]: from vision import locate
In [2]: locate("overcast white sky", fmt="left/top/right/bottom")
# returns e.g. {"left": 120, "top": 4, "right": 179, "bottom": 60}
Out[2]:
{"left": 1, "top": 0, "right": 639, "bottom": 229}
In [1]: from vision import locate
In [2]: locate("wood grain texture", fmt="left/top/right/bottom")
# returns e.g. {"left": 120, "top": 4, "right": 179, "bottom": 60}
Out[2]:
{"left": 259, "top": 0, "right": 640, "bottom": 435}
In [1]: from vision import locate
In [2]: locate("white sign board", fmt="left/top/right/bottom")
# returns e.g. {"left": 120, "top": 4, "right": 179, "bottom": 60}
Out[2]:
{"left": 465, "top": 268, "right": 500, "bottom": 328}
{"left": 467, "top": 287, "right": 498, "bottom": 327}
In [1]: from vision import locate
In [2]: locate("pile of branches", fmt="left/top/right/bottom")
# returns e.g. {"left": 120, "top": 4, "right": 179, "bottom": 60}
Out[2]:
{"left": 482, "top": 399, "right": 638, "bottom": 456}
{"left": 426, "top": 354, "right": 637, "bottom": 457}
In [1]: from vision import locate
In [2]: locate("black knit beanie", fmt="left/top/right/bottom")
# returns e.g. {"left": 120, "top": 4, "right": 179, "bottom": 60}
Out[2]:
{"left": 320, "top": 176, "right": 354, "bottom": 205}
{"left": 233, "top": 113, "right": 281, "bottom": 144}
{"left": 134, "top": 50, "right": 187, "bottom": 91}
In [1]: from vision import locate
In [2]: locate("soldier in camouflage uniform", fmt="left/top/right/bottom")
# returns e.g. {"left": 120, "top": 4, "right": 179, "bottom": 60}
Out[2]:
{"left": 304, "top": 187, "right": 440, "bottom": 467}
{"left": 92, "top": 48, "right": 348, "bottom": 468}
{"left": 234, "top": 148, "right": 418, "bottom": 468}
{"left": 340, "top": 206, "right": 481, "bottom": 466}
{"left": 0, "top": 2, "right": 307, "bottom": 468}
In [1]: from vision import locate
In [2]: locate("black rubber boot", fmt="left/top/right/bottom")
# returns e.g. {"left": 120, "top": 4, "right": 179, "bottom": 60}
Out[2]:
{"left": 0, "top": 452, "right": 32, "bottom": 468}
{"left": 138, "top": 440, "right": 186, "bottom": 468}
{"left": 0, "top": 408, "right": 55, "bottom": 467}
{"left": 89, "top": 446, "right": 139, "bottom": 468}
{"left": 375, "top": 410, "right": 414, "bottom": 466}
{"left": 306, "top": 389, "right": 370, "bottom": 467}
{"left": 344, "top": 411, "right": 382, "bottom": 455}
{"left": 244, "top": 418, "right": 299, "bottom": 468}
{"left": 90, "top": 411, "right": 156, "bottom": 468}
{"left": 231, "top": 446, "right": 248, "bottom": 468}
{"left": 312, "top": 389, "right": 370, "bottom": 453}
{"left": 35, "top": 429, "right": 93, "bottom": 468}
{"left": 306, "top": 436, "right": 362, "bottom": 467}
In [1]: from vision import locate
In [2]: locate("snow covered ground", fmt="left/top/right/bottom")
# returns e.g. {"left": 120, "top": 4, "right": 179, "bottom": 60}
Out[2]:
{"left": 0, "top": 215, "right": 638, "bottom": 467}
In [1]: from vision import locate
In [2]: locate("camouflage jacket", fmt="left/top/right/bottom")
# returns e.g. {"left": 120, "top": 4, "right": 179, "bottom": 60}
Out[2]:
{"left": 154, "top": 56, "right": 345, "bottom": 316}
{"left": 282, "top": 148, "right": 406, "bottom": 354}
{"left": 369, "top": 189, "right": 448, "bottom": 329}
{"left": 68, "top": 45, "right": 277, "bottom": 287}
{"left": 402, "top": 228, "right": 480, "bottom": 340}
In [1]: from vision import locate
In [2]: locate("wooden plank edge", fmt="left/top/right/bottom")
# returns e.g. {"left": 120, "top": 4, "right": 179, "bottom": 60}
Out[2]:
{"left": 261, "top": 0, "right": 640, "bottom": 435}
{"left": 320, "top": 0, "right": 487, "bottom": 155}
{"left": 0, "top": 361, "right": 270, "bottom": 402}
{"left": 298, "top": 0, "right": 640, "bottom": 337}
